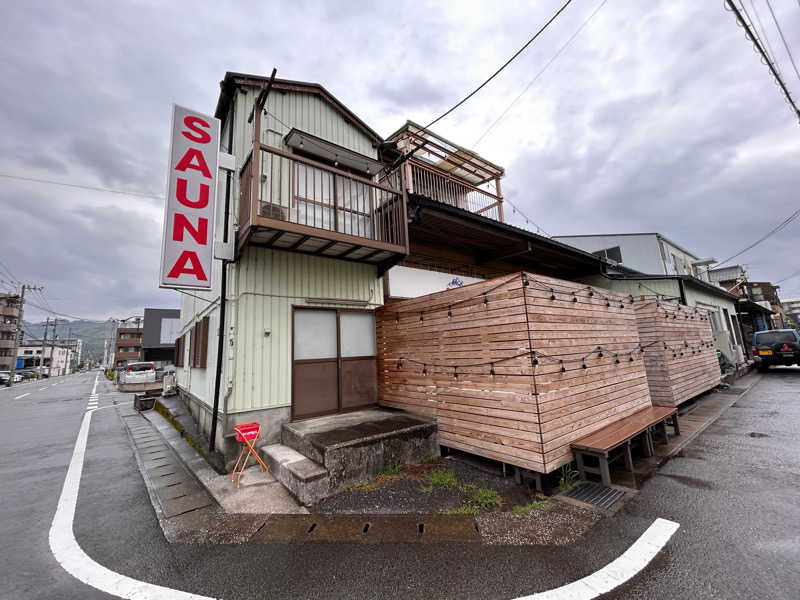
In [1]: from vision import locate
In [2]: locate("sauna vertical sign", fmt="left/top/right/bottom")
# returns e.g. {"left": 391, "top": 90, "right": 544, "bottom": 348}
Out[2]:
{"left": 160, "top": 105, "right": 220, "bottom": 289}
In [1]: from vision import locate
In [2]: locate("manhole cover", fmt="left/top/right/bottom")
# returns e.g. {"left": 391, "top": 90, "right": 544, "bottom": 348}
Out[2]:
{"left": 748, "top": 432, "right": 769, "bottom": 438}
{"left": 563, "top": 482, "right": 624, "bottom": 509}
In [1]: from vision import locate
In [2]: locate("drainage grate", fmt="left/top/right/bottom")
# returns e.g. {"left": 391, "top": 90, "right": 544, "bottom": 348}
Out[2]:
{"left": 718, "top": 387, "right": 746, "bottom": 395}
{"left": 563, "top": 482, "right": 624, "bottom": 509}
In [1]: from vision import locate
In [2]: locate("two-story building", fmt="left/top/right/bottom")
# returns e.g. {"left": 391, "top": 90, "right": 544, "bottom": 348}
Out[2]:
{"left": 176, "top": 72, "right": 636, "bottom": 463}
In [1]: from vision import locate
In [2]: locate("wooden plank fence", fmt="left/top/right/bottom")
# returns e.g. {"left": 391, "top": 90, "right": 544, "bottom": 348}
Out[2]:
{"left": 376, "top": 271, "right": 654, "bottom": 474}
{"left": 633, "top": 299, "right": 721, "bottom": 407}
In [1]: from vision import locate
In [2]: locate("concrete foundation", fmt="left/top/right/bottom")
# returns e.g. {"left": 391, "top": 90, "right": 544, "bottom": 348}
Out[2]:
{"left": 261, "top": 408, "right": 439, "bottom": 505}
{"left": 176, "top": 386, "right": 291, "bottom": 468}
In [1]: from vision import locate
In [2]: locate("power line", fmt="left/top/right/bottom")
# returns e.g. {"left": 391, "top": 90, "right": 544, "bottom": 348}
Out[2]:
{"left": 776, "top": 268, "right": 800, "bottom": 284}
{"left": 424, "top": 0, "right": 575, "bottom": 130}
{"left": 0, "top": 173, "right": 164, "bottom": 200}
{"left": 473, "top": 0, "right": 608, "bottom": 148}
{"left": 23, "top": 300, "right": 106, "bottom": 322}
{"left": 764, "top": 0, "right": 800, "bottom": 84}
{"left": 742, "top": 0, "right": 781, "bottom": 76}
{"left": 724, "top": 0, "right": 800, "bottom": 122}
{"left": 714, "top": 205, "right": 800, "bottom": 268}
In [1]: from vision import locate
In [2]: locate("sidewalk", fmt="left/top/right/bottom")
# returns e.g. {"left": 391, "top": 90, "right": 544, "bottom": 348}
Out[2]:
{"left": 114, "top": 374, "right": 761, "bottom": 544}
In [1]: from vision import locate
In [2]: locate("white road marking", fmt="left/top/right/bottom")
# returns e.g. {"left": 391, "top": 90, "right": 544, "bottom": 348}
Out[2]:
{"left": 15, "top": 393, "right": 31, "bottom": 399}
{"left": 515, "top": 518, "right": 680, "bottom": 600}
{"left": 39, "top": 386, "right": 49, "bottom": 391}
{"left": 50, "top": 373, "right": 216, "bottom": 599}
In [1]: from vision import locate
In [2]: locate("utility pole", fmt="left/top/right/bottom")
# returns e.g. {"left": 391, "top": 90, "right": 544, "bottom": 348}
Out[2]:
{"left": 49, "top": 318, "right": 62, "bottom": 378}
{"left": 66, "top": 327, "right": 72, "bottom": 375}
{"left": 5, "top": 284, "right": 42, "bottom": 387}
{"left": 39, "top": 318, "right": 49, "bottom": 379}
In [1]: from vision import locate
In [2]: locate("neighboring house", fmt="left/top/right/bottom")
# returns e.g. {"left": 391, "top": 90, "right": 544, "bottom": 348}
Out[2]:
{"left": 16, "top": 341, "right": 72, "bottom": 376}
{"left": 553, "top": 233, "right": 746, "bottom": 366}
{"left": 741, "top": 281, "right": 785, "bottom": 328}
{"left": 141, "top": 308, "right": 180, "bottom": 366}
{"left": 0, "top": 293, "right": 22, "bottom": 372}
{"left": 708, "top": 266, "right": 776, "bottom": 341}
{"left": 551, "top": 232, "right": 711, "bottom": 278}
{"left": 114, "top": 325, "right": 142, "bottom": 367}
{"left": 784, "top": 298, "right": 800, "bottom": 328}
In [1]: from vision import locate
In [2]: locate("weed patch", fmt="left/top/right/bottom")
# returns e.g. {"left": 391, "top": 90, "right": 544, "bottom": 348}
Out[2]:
{"left": 512, "top": 498, "right": 551, "bottom": 515}
{"left": 423, "top": 469, "right": 460, "bottom": 489}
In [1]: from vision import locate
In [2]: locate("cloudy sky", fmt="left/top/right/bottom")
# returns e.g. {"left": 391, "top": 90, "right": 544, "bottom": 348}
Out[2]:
{"left": 1, "top": 0, "right": 799, "bottom": 323}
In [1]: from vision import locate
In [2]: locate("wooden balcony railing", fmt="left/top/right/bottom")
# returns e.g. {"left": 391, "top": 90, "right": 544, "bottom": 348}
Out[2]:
{"left": 238, "top": 144, "right": 408, "bottom": 258}
{"left": 407, "top": 159, "right": 503, "bottom": 221}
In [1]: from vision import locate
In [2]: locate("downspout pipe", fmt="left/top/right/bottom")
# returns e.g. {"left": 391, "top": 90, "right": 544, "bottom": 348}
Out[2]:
{"left": 209, "top": 95, "right": 235, "bottom": 454}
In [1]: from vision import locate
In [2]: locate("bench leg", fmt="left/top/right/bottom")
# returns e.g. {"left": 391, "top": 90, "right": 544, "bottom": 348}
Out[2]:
{"left": 642, "top": 430, "right": 654, "bottom": 457}
{"left": 672, "top": 413, "right": 681, "bottom": 436}
{"left": 533, "top": 472, "right": 543, "bottom": 493}
{"left": 575, "top": 451, "right": 587, "bottom": 481}
{"left": 660, "top": 420, "right": 669, "bottom": 444}
{"left": 599, "top": 455, "right": 612, "bottom": 487}
{"left": 514, "top": 466, "right": 522, "bottom": 485}
{"left": 624, "top": 441, "right": 634, "bottom": 472}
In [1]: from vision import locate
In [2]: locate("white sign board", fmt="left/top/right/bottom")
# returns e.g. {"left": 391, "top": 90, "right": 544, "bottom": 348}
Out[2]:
{"left": 160, "top": 104, "right": 220, "bottom": 289}
{"left": 387, "top": 266, "right": 485, "bottom": 298}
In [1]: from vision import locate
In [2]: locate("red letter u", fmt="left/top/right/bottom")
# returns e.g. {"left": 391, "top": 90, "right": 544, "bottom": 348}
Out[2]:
{"left": 176, "top": 178, "right": 209, "bottom": 209}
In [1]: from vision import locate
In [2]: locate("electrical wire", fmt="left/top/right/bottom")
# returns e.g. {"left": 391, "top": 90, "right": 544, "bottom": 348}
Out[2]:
{"left": 714, "top": 205, "right": 800, "bottom": 268}
{"left": 473, "top": 0, "right": 608, "bottom": 149}
{"left": 743, "top": 0, "right": 782, "bottom": 77}
{"left": 776, "top": 268, "right": 800, "bottom": 284}
{"left": 764, "top": 0, "right": 800, "bottom": 84}
{"left": 724, "top": 0, "right": 800, "bottom": 121}
{"left": 22, "top": 300, "right": 106, "bottom": 322}
{"left": 424, "top": 0, "right": 574, "bottom": 130}
{"left": 0, "top": 173, "right": 164, "bottom": 200}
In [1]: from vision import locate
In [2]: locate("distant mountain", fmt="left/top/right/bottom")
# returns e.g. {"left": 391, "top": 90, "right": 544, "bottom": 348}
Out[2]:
{"left": 22, "top": 319, "right": 115, "bottom": 364}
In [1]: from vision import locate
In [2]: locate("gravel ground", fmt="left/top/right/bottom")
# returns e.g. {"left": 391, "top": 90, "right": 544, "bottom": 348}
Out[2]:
{"left": 477, "top": 502, "right": 602, "bottom": 545}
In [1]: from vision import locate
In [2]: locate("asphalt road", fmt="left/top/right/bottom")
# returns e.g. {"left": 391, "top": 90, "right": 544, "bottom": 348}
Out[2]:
{"left": 1, "top": 368, "right": 798, "bottom": 599}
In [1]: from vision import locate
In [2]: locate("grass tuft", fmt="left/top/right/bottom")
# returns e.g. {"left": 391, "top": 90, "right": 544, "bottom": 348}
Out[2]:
{"left": 423, "top": 469, "right": 460, "bottom": 489}
{"left": 512, "top": 498, "right": 551, "bottom": 515}
{"left": 379, "top": 459, "right": 406, "bottom": 477}
{"left": 442, "top": 505, "right": 481, "bottom": 516}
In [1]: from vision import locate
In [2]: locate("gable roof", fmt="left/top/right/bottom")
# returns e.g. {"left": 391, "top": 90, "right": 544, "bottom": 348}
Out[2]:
{"left": 215, "top": 72, "right": 383, "bottom": 145}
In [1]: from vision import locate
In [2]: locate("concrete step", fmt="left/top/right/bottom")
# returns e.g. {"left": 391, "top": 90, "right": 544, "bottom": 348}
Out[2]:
{"left": 260, "top": 444, "right": 330, "bottom": 506}
{"left": 281, "top": 409, "right": 439, "bottom": 494}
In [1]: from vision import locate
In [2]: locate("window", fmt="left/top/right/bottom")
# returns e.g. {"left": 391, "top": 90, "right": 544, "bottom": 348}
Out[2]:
{"left": 24, "top": 350, "right": 33, "bottom": 355}
{"left": 188, "top": 317, "right": 209, "bottom": 368}
{"left": 174, "top": 335, "right": 184, "bottom": 367}
{"left": 592, "top": 246, "right": 622, "bottom": 263}
{"left": 755, "top": 331, "right": 797, "bottom": 345}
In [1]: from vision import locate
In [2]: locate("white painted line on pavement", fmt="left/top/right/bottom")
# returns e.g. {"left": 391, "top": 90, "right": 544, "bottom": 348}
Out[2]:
{"left": 515, "top": 518, "right": 680, "bottom": 600}
{"left": 49, "top": 373, "right": 217, "bottom": 600}
{"left": 40, "top": 386, "right": 49, "bottom": 391}
{"left": 15, "top": 393, "right": 31, "bottom": 399}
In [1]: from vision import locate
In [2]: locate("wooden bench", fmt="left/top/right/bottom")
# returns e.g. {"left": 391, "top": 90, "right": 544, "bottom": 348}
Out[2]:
{"left": 571, "top": 406, "right": 680, "bottom": 486}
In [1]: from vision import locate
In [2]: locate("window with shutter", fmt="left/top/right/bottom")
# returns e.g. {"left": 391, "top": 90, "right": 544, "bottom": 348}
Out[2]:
{"left": 199, "top": 316, "right": 210, "bottom": 368}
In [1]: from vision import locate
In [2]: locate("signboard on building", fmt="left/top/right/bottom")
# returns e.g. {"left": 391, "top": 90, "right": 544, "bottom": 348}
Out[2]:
{"left": 160, "top": 105, "right": 221, "bottom": 289}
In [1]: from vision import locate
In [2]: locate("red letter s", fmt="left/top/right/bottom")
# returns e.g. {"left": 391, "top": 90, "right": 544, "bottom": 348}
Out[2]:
{"left": 182, "top": 115, "right": 211, "bottom": 144}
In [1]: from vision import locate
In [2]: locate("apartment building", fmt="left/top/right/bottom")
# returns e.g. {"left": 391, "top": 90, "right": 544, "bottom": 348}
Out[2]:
{"left": 0, "top": 293, "right": 22, "bottom": 372}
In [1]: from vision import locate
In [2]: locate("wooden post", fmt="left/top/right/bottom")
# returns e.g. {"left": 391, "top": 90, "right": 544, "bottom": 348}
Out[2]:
{"left": 495, "top": 177, "right": 504, "bottom": 222}
{"left": 624, "top": 441, "right": 634, "bottom": 472}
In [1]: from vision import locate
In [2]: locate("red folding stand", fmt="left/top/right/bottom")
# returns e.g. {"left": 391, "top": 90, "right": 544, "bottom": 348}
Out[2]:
{"left": 231, "top": 422, "right": 270, "bottom": 487}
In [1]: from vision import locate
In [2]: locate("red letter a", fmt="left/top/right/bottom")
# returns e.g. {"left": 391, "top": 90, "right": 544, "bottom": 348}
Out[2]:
{"left": 175, "top": 148, "right": 212, "bottom": 178}
{"left": 167, "top": 250, "right": 208, "bottom": 281}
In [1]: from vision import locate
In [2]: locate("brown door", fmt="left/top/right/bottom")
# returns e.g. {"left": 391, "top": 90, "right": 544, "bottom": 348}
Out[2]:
{"left": 292, "top": 308, "right": 377, "bottom": 420}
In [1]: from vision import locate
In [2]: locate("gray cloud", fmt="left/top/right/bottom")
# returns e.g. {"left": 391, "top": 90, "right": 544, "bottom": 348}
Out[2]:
{"left": 1, "top": 0, "right": 800, "bottom": 322}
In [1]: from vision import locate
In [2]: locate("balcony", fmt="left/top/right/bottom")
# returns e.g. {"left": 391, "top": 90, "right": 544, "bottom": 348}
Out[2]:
{"left": 238, "top": 141, "right": 409, "bottom": 272}
{"left": 385, "top": 121, "right": 504, "bottom": 222}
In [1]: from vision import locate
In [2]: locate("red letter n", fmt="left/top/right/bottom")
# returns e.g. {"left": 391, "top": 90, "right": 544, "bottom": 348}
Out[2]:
{"left": 172, "top": 214, "right": 209, "bottom": 245}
